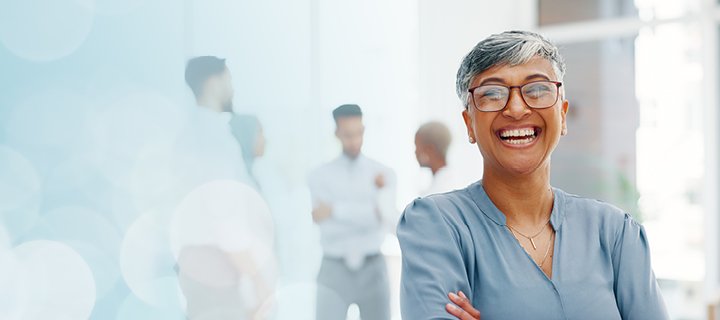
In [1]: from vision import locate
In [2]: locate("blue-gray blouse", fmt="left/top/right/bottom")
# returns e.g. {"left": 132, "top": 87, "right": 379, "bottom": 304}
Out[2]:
{"left": 397, "top": 181, "right": 668, "bottom": 320}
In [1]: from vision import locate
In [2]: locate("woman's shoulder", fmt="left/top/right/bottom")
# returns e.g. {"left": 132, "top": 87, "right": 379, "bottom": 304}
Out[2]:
{"left": 427, "top": 185, "right": 476, "bottom": 205}
{"left": 401, "top": 184, "right": 479, "bottom": 225}
{"left": 397, "top": 186, "right": 479, "bottom": 248}
{"left": 557, "top": 188, "right": 624, "bottom": 212}
{"left": 555, "top": 188, "right": 637, "bottom": 233}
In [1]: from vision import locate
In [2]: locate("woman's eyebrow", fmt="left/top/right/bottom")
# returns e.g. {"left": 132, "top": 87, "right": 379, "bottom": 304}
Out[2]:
{"left": 477, "top": 74, "right": 551, "bottom": 86}
{"left": 478, "top": 77, "right": 506, "bottom": 86}
{"left": 524, "top": 74, "right": 550, "bottom": 81}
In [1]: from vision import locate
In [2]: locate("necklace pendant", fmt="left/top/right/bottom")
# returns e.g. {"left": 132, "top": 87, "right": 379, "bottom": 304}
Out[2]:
{"left": 530, "top": 238, "right": 537, "bottom": 250}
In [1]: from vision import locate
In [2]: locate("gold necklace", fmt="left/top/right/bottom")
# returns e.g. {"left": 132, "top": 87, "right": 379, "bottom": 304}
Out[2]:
{"left": 507, "top": 220, "right": 550, "bottom": 250}
{"left": 509, "top": 227, "right": 555, "bottom": 267}
{"left": 537, "top": 231, "right": 555, "bottom": 268}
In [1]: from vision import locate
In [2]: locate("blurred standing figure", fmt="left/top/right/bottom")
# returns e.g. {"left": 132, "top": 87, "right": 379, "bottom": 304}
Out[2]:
{"left": 308, "top": 104, "right": 396, "bottom": 320}
{"left": 175, "top": 56, "right": 251, "bottom": 189}
{"left": 414, "top": 121, "right": 459, "bottom": 196}
{"left": 230, "top": 114, "right": 266, "bottom": 191}
{"left": 186, "top": 55, "right": 235, "bottom": 113}
{"left": 175, "top": 56, "right": 275, "bottom": 320}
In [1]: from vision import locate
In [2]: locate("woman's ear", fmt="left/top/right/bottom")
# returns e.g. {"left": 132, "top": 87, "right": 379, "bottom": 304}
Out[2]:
{"left": 560, "top": 100, "right": 569, "bottom": 136}
{"left": 462, "top": 109, "right": 476, "bottom": 143}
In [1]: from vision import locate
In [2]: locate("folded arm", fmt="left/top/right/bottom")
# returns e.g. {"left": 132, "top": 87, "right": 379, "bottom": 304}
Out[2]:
{"left": 397, "top": 197, "right": 474, "bottom": 319}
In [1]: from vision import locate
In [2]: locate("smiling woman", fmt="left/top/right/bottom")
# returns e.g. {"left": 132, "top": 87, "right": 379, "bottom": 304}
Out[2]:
{"left": 396, "top": 31, "right": 670, "bottom": 320}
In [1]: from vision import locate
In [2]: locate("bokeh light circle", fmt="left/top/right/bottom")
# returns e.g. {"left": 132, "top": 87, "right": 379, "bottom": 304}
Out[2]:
{"left": 169, "top": 180, "right": 277, "bottom": 315}
{"left": 120, "top": 212, "right": 183, "bottom": 307}
{"left": 12, "top": 240, "right": 96, "bottom": 320}
{"left": 2, "top": 90, "right": 95, "bottom": 171}
{"left": 0, "top": 146, "right": 41, "bottom": 212}
{"left": 128, "top": 142, "right": 184, "bottom": 215}
{"left": 115, "top": 291, "right": 184, "bottom": 320}
{"left": 0, "top": 0, "right": 95, "bottom": 62}
{"left": 88, "top": 92, "right": 187, "bottom": 190}
{"left": 169, "top": 180, "right": 275, "bottom": 259}
{"left": 0, "top": 146, "right": 41, "bottom": 239}
{"left": 28, "top": 206, "right": 122, "bottom": 299}
{"left": 0, "top": 250, "right": 30, "bottom": 319}
{"left": 41, "top": 155, "right": 112, "bottom": 212}
{"left": 0, "top": 225, "right": 10, "bottom": 252}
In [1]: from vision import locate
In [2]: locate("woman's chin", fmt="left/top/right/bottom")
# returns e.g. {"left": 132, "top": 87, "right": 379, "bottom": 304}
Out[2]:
{"left": 498, "top": 158, "right": 545, "bottom": 176}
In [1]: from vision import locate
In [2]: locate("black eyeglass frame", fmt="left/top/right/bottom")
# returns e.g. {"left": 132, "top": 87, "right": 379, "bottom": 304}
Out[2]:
{"left": 466, "top": 80, "right": 563, "bottom": 112}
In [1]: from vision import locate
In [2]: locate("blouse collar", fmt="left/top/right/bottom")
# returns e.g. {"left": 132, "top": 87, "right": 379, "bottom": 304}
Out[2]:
{"left": 467, "top": 180, "right": 566, "bottom": 231}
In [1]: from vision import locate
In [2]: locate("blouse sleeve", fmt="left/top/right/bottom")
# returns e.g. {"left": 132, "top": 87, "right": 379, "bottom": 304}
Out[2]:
{"left": 397, "top": 196, "right": 473, "bottom": 319}
{"left": 612, "top": 213, "right": 669, "bottom": 319}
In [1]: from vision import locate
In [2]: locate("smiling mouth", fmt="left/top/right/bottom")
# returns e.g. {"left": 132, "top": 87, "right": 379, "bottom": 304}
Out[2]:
{"left": 496, "top": 127, "right": 541, "bottom": 145}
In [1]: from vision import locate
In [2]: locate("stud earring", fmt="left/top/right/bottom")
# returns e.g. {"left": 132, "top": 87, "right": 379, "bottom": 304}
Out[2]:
{"left": 469, "top": 137, "right": 476, "bottom": 144}
{"left": 561, "top": 128, "right": 567, "bottom": 136}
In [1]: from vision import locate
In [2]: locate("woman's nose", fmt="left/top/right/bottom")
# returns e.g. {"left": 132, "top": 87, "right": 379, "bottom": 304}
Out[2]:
{"left": 502, "top": 89, "right": 531, "bottom": 119}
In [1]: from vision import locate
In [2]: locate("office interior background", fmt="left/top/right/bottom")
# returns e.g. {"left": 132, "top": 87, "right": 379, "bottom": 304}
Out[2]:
{"left": 0, "top": 0, "right": 718, "bottom": 319}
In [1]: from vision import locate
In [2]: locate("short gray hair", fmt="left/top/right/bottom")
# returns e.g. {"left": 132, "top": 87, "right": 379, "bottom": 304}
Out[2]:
{"left": 455, "top": 30, "right": 566, "bottom": 107}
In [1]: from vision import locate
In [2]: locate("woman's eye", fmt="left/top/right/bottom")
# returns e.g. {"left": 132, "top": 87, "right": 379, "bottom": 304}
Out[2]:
{"left": 481, "top": 90, "right": 505, "bottom": 100}
{"left": 524, "top": 85, "right": 551, "bottom": 97}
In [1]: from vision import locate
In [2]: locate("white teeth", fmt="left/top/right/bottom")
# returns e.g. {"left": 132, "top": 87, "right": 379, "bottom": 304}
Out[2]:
{"left": 505, "top": 136, "right": 535, "bottom": 145}
{"left": 500, "top": 128, "right": 536, "bottom": 138}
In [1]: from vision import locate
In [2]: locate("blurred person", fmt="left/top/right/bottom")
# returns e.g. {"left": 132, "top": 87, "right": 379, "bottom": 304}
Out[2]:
{"left": 173, "top": 55, "right": 251, "bottom": 189}
{"left": 228, "top": 114, "right": 322, "bottom": 319}
{"left": 186, "top": 55, "right": 235, "bottom": 113}
{"left": 230, "top": 114, "right": 266, "bottom": 191}
{"left": 175, "top": 57, "right": 276, "bottom": 320}
{"left": 397, "top": 31, "right": 668, "bottom": 319}
{"left": 230, "top": 114, "right": 323, "bottom": 319}
{"left": 414, "top": 121, "right": 460, "bottom": 196}
{"left": 177, "top": 244, "right": 273, "bottom": 319}
{"left": 307, "top": 104, "right": 397, "bottom": 320}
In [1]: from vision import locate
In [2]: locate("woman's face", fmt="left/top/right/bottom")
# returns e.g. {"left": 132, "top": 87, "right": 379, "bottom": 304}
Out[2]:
{"left": 462, "top": 57, "right": 569, "bottom": 177}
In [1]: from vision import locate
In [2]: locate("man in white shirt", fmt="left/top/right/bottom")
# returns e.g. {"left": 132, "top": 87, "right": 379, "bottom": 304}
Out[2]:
{"left": 415, "top": 121, "right": 460, "bottom": 196}
{"left": 173, "top": 56, "right": 250, "bottom": 191}
{"left": 308, "top": 104, "right": 396, "bottom": 320}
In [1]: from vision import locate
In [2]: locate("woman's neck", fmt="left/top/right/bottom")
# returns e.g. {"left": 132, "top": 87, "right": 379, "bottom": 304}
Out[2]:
{"left": 482, "top": 164, "right": 554, "bottom": 227}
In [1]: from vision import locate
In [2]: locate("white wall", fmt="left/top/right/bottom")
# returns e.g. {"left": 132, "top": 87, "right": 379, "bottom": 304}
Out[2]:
{"left": 310, "top": 0, "right": 420, "bottom": 206}
{"left": 185, "top": 0, "right": 538, "bottom": 204}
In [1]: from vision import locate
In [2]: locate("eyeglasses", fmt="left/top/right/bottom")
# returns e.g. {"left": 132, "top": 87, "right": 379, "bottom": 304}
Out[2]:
{"left": 467, "top": 80, "right": 562, "bottom": 112}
